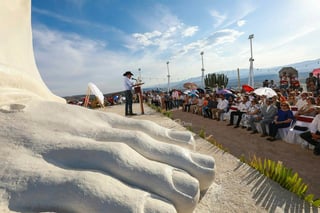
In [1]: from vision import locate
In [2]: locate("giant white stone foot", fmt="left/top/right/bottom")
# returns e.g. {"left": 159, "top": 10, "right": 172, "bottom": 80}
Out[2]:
{"left": 0, "top": 1, "right": 215, "bottom": 212}
{"left": 0, "top": 101, "right": 215, "bottom": 213}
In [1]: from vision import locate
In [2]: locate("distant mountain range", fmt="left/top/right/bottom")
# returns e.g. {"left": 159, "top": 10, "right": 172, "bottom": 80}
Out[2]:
{"left": 64, "top": 58, "right": 320, "bottom": 100}
{"left": 145, "top": 58, "right": 320, "bottom": 91}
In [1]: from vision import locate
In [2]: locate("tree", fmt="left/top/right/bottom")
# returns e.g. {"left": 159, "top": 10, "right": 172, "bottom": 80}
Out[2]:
{"left": 204, "top": 73, "right": 228, "bottom": 89}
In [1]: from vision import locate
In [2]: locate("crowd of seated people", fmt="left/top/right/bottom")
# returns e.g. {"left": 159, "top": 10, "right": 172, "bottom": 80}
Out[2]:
{"left": 144, "top": 84, "right": 320, "bottom": 156}
{"left": 152, "top": 87, "right": 320, "bottom": 156}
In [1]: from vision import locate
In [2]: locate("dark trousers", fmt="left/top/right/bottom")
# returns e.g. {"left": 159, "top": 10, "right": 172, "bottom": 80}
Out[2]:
{"left": 268, "top": 122, "right": 290, "bottom": 137}
{"left": 184, "top": 104, "right": 191, "bottom": 112}
{"left": 205, "top": 107, "right": 212, "bottom": 118}
{"left": 173, "top": 100, "right": 180, "bottom": 109}
{"left": 165, "top": 100, "right": 173, "bottom": 111}
{"left": 125, "top": 90, "right": 133, "bottom": 115}
{"left": 300, "top": 131, "right": 320, "bottom": 155}
{"left": 229, "top": 111, "right": 245, "bottom": 126}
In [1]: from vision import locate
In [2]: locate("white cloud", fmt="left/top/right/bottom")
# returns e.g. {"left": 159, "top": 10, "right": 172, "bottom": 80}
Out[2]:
{"left": 175, "top": 40, "right": 203, "bottom": 57}
{"left": 214, "top": 29, "right": 243, "bottom": 45}
{"left": 132, "top": 31, "right": 162, "bottom": 47}
{"left": 237, "top": 20, "right": 246, "bottom": 27}
{"left": 273, "top": 27, "right": 316, "bottom": 50}
{"left": 182, "top": 26, "right": 198, "bottom": 37}
{"left": 32, "top": 25, "right": 180, "bottom": 96}
{"left": 196, "top": 29, "right": 244, "bottom": 51}
{"left": 33, "top": 25, "right": 130, "bottom": 96}
{"left": 210, "top": 2, "right": 256, "bottom": 30}
{"left": 209, "top": 10, "right": 226, "bottom": 28}
{"left": 129, "top": 3, "right": 181, "bottom": 33}
{"left": 129, "top": 22, "right": 198, "bottom": 54}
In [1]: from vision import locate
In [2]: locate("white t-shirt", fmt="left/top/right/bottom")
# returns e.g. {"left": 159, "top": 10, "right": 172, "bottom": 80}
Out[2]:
{"left": 309, "top": 114, "right": 320, "bottom": 133}
{"left": 217, "top": 99, "right": 228, "bottom": 110}
{"left": 296, "top": 98, "right": 307, "bottom": 110}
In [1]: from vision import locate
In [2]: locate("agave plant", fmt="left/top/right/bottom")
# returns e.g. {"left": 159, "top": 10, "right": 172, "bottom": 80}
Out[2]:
{"left": 248, "top": 155, "right": 320, "bottom": 207}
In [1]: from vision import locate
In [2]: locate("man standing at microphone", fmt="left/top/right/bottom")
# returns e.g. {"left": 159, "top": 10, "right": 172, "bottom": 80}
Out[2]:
{"left": 123, "top": 71, "right": 137, "bottom": 116}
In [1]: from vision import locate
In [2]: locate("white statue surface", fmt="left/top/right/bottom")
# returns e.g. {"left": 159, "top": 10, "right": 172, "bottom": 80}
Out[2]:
{"left": 0, "top": 1, "right": 215, "bottom": 212}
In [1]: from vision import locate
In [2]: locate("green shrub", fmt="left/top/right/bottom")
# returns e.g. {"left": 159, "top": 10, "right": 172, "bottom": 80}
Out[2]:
{"left": 245, "top": 155, "right": 320, "bottom": 207}
{"left": 204, "top": 135, "right": 229, "bottom": 153}
{"left": 199, "top": 129, "right": 205, "bottom": 139}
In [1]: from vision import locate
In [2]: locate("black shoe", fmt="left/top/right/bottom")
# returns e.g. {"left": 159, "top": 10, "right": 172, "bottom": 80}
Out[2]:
{"left": 126, "top": 113, "right": 137, "bottom": 116}
{"left": 260, "top": 134, "right": 267, "bottom": 137}
{"left": 241, "top": 126, "right": 246, "bottom": 129}
{"left": 234, "top": 125, "right": 239, "bottom": 128}
{"left": 313, "top": 148, "right": 320, "bottom": 155}
{"left": 227, "top": 123, "right": 233, "bottom": 126}
{"left": 267, "top": 137, "right": 276, "bottom": 142}
{"left": 247, "top": 127, "right": 252, "bottom": 131}
{"left": 250, "top": 130, "right": 258, "bottom": 134}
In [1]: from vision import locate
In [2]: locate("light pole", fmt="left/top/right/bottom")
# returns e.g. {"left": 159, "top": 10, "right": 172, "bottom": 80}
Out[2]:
{"left": 200, "top": 51, "right": 205, "bottom": 88}
{"left": 248, "top": 34, "right": 254, "bottom": 88}
{"left": 166, "top": 61, "right": 170, "bottom": 93}
{"left": 138, "top": 68, "right": 141, "bottom": 83}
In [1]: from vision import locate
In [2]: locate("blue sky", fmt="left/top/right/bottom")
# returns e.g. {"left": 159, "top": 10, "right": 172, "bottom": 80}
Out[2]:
{"left": 31, "top": 0, "right": 320, "bottom": 96}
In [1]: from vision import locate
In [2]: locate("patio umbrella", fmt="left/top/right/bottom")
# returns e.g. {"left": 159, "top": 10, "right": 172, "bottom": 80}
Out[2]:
{"left": 242, "top": 84, "right": 254, "bottom": 93}
{"left": 229, "top": 88, "right": 237, "bottom": 93}
{"left": 216, "top": 89, "right": 232, "bottom": 95}
{"left": 183, "top": 82, "right": 198, "bottom": 90}
{"left": 183, "top": 89, "right": 191, "bottom": 94}
{"left": 312, "top": 68, "right": 320, "bottom": 77}
{"left": 196, "top": 88, "right": 205, "bottom": 94}
{"left": 189, "top": 91, "right": 199, "bottom": 97}
{"left": 253, "top": 87, "right": 277, "bottom": 98}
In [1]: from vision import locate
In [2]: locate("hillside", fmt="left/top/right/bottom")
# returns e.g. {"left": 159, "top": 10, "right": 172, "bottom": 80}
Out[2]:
{"left": 146, "top": 58, "right": 320, "bottom": 91}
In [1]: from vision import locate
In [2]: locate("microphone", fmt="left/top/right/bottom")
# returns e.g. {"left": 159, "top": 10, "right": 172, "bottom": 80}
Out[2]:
{"left": 131, "top": 77, "right": 137, "bottom": 81}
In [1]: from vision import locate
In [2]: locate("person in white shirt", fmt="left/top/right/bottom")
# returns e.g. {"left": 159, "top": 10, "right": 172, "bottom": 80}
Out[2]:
{"left": 243, "top": 98, "right": 261, "bottom": 130}
{"left": 269, "top": 80, "right": 278, "bottom": 89}
{"left": 123, "top": 71, "right": 136, "bottom": 116}
{"left": 300, "top": 107, "right": 320, "bottom": 155}
{"left": 227, "top": 96, "right": 251, "bottom": 128}
{"left": 296, "top": 92, "right": 308, "bottom": 110}
{"left": 213, "top": 95, "right": 228, "bottom": 121}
